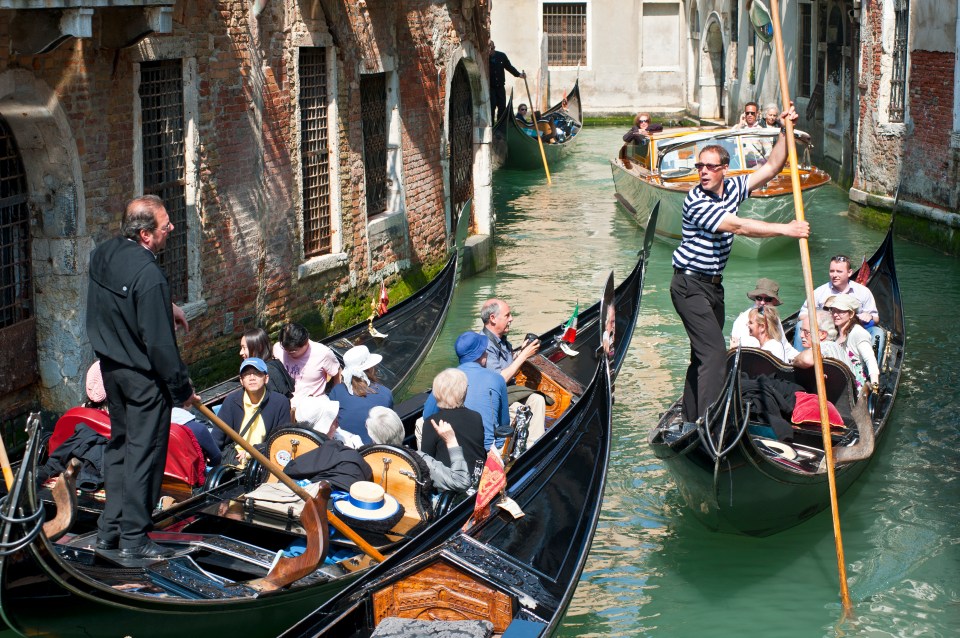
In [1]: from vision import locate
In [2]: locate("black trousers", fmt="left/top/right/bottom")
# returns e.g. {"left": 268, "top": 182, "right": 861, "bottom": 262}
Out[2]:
{"left": 670, "top": 272, "right": 726, "bottom": 422}
{"left": 491, "top": 84, "right": 507, "bottom": 123}
{"left": 98, "top": 359, "right": 172, "bottom": 548}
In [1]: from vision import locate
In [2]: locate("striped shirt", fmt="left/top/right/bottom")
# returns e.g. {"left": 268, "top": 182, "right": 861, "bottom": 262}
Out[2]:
{"left": 672, "top": 174, "right": 750, "bottom": 275}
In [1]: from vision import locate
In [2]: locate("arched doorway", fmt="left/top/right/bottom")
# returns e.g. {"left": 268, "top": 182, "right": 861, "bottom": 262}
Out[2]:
{"left": 447, "top": 61, "right": 473, "bottom": 239}
{"left": 700, "top": 18, "right": 725, "bottom": 119}
{"left": 822, "top": 3, "right": 849, "bottom": 164}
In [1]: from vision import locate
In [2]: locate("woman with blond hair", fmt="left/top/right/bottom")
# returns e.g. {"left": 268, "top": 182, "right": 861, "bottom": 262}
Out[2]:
{"left": 743, "top": 305, "right": 792, "bottom": 363}
{"left": 419, "top": 368, "right": 486, "bottom": 484}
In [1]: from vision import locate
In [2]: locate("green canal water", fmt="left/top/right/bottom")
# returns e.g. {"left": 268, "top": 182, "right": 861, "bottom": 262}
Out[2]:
{"left": 404, "top": 126, "right": 960, "bottom": 637}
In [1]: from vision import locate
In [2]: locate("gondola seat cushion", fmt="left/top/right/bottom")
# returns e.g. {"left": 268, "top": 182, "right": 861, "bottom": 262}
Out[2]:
{"left": 48, "top": 407, "right": 207, "bottom": 486}
{"left": 791, "top": 392, "right": 844, "bottom": 427}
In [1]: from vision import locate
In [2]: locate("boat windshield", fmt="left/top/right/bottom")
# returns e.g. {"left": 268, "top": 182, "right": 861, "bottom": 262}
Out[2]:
{"left": 658, "top": 137, "right": 742, "bottom": 178}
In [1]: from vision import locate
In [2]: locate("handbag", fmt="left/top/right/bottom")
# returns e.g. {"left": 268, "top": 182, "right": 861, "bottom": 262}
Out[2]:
{"left": 221, "top": 403, "right": 265, "bottom": 467}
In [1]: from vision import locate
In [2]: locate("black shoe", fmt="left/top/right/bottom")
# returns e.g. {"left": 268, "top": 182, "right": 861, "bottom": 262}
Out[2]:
{"left": 95, "top": 538, "right": 118, "bottom": 551}
{"left": 118, "top": 540, "right": 175, "bottom": 559}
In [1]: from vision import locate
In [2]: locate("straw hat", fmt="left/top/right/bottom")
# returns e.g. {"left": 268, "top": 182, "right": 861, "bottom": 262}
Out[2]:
{"left": 332, "top": 481, "right": 404, "bottom": 531}
{"left": 341, "top": 345, "right": 383, "bottom": 394}
{"left": 824, "top": 294, "right": 859, "bottom": 313}
{"left": 296, "top": 395, "right": 340, "bottom": 434}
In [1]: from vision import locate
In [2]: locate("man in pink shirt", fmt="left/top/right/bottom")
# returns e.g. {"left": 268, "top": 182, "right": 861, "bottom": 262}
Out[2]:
{"left": 272, "top": 322, "right": 341, "bottom": 410}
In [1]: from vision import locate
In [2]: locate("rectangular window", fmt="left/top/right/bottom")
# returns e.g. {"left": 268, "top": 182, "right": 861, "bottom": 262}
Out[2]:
{"left": 0, "top": 117, "right": 31, "bottom": 329}
{"left": 889, "top": 0, "right": 909, "bottom": 122}
{"left": 543, "top": 3, "right": 587, "bottom": 67}
{"left": 798, "top": 3, "right": 813, "bottom": 97}
{"left": 139, "top": 60, "right": 188, "bottom": 303}
{"left": 360, "top": 72, "right": 388, "bottom": 217}
{"left": 299, "top": 47, "right": 332, "bottom": 258}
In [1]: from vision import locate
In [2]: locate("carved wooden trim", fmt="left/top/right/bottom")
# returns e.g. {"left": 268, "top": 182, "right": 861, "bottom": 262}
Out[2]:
{"left": 372, "top": 561, "right": 513, "bottom": 632}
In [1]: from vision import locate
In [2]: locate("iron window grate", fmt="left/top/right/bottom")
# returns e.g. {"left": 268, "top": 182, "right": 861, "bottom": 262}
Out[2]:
{"left": 889, "top": 0, "right": 909, "bottom": 123}
{"left": 0, "top": 115, "right": 32, "bottom": 329}
{"left": 300, "top": 47, "right": 332, "bottom": 257}
{"left": 543, "top": 3, "right": 587, "bottom": 67}
{"left": 360, "top": 73, "right": 388, "bottom": 217}
{"left": 140, "top": 59, "right": 188, "bottom": 303}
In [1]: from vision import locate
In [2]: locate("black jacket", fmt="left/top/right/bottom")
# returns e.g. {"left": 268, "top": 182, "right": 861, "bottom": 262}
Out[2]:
{"left": 213, "top": 388, "right": 291, "bottom": 451}
{"left": 489, "top": 50, "right": 521, "bottom": 89}
{"left": 86, "top": 237, "right": 192, "bottom": 403}
{"left": 283, "top": 434, "right": 372, "bottom": 492}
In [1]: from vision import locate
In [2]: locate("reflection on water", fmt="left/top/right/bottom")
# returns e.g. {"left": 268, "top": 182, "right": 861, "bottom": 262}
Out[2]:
{"left": 407, "top": 127, "right": 959, "bottom": 637}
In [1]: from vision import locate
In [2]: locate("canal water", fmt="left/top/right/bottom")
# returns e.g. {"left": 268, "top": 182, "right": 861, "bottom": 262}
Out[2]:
{"left": 404, "top": 126, "right": 960, "bottom": 637}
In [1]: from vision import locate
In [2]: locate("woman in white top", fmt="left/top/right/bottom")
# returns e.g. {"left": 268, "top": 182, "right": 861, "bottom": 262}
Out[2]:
{"left": 744, "top": 305, "right": 792, "bottom": 363}
{"left": 825, "top": 294, "right": 880, "bottom": 391}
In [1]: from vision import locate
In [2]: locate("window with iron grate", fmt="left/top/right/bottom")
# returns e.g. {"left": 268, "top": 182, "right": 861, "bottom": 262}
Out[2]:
{"left": 798, "top": 2, "right": 814, "bottom": 97}
{"left": 360, "top": 72, "right": 388, "bottom": 217}
{"left": 0, "top": 115, "right": 31, "bottom": 330}
{"left": 889, "top": 0, "right": 909, "bottom": 123}
{"left": 300, "top": 47, "right": 332, "bottom": 257}
{"left": 140, "top": 59, "right": 188, "bottom": 303}
{"left": 543, "top": 3, "right": 587, "bottom": 67}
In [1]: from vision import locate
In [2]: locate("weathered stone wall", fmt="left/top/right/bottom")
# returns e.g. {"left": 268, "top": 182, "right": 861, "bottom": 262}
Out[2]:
{"left": 0, "top": 0, "right": 490, "bottom": 410}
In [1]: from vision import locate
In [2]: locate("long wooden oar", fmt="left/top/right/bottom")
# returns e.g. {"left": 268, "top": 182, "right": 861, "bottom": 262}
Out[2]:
{"left": 753, "top": 0, "right": 852, "bottom": 615}
{"left": 193, "top": 402, "right": 386, "bottom": 563}
{"left": 522, "top": 73, "right": 552, "bottom": 184}
{"left": 0, "top": 431, "right": 15, "bottom": 491}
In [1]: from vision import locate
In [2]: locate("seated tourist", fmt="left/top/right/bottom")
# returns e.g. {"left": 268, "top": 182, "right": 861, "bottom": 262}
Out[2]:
{"left": 623, "top": 112, "right": 663, "bottom": 144}
{"left": 798, "top": 254, "right": 879, "bottom": 326}
{"left": 214, "top": 357, "right": 292, "bottom": 467}
{"left": 272, "top": 322, "right": 341, "bottom": 410}
{"left": 239, "top": 327, "right": 294, "bottom": 398}
{"left": 516, "top": 103, "right": 531, "bottom": 124}
{"left": 793, "top": 310, "right": 849, "bottom": 373}
{"left": 328, "top": 345, "right": 394, "bottom": 447}
{"left": 741, "top": 306, "right": 794, "bottom": 363}
{"left": 366, "top": 406, "right": 471, "bottom": 493}
{"left": 730, "top": 278, "right": 794, "bottom": 358}
{"left": 418, "top": 368, "right": 485, "bottom": 485}
{"left": 825, "top": 294, "right": 880, "bottom": 392}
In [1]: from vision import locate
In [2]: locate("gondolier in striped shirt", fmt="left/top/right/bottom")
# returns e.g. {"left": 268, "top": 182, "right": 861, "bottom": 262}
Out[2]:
{"left": 671, "top": 104, "right": 810, "bottom": 423}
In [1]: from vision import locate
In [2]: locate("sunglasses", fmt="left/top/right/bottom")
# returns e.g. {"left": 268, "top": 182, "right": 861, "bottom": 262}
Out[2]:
{"left": 745, "top": 111, "right": 757, "bottom": 115}
{"left": 754, "top": 295, "right": 776, "bottom": 303}
{"left": 831, "top": 255, "right": 851, "bottom": 263}
{"left": 694, "top": 162, "right": 726, "bottom": 171}
{"left": 826, "top": 307, "right": 851, "bottom": 314}
{"left": 519, "top": 107, "right": 528, "bottom": 112}
{"left": 638, "top": 119, "right": 649, "bottom": 123}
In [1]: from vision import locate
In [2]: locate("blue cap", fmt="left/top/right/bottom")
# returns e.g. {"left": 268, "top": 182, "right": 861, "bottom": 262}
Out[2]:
{"left": 240, "top": 357, "right": 268, "bottom": 374}
{"left": 455, "top": 331, "right": 487, "bottom": 364}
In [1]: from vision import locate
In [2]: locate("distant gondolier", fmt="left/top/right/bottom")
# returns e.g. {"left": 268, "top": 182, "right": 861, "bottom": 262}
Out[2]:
{"left": 671, "top": 104, "right": 810, "bottom": 423}
{"left": 87, "top": 195, "right": 199, "bottom": 559}
{"left": 489, "top": 41, "right": 525, "bottom": 123}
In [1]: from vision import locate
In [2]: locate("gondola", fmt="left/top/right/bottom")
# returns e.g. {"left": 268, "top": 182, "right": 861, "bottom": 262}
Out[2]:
{"left": 280, "top": 358, "right": 612, "bottom": 638}
{"left": 493, "top": 81, "right": 583, "bottom": 170}
{"left": 0, "top": 214, "right": 655, "bottom": 637}
{"left": 648, "top": 227, "right": 904, "bottom": 535}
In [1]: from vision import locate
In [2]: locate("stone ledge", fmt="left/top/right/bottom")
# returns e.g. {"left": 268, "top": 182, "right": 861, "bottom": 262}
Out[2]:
{"left": 849, "top": 187, "right": 960, "bottom": 229}
{"left": 297, "top": 252, "right": 349, "bottom": 281}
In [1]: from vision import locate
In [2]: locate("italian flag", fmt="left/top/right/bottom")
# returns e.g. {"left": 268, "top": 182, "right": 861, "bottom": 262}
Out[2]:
{"left": 561, "top": 302, "right": 579, "bottom": 344}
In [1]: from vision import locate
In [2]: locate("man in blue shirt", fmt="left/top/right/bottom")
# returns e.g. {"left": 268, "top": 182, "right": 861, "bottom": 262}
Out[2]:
{"left": 671, "top": 104, "right": 810, "bottom": 423}
{"left": 423, "top": 331, "right": 509, "bottom": 451}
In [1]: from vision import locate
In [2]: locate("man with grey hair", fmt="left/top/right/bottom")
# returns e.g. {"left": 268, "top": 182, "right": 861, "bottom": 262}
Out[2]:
{"left": 480, "top": 298, "right": 546, "bottom": 443}
{"left": 87, "top": 195, "right": 199, "bottom": 559}
{"left": 793, "top": 310, "right": 845, "bottom": 371}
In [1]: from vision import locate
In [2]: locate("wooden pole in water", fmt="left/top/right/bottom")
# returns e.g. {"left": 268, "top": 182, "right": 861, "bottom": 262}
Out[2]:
{"left": 764, "top": 0, "right": 853, "bottom": 615}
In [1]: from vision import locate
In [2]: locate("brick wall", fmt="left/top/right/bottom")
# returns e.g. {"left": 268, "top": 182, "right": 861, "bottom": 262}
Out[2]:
{"left": 0, "top": 0, "right": 489, "bottom": 408}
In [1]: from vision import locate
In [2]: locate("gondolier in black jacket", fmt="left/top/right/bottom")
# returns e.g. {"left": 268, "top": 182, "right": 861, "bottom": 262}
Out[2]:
{"left": 87, "top": 194, "right": 200, "bottom": 559}
{"left": 671, "top": 105, "right": 809, "bottom": 424}
{"left": 489, "top": 41, "right": 525, "bottom": 123}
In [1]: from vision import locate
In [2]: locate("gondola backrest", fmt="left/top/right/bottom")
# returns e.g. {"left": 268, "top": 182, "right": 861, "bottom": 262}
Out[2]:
{"left": 361, "top": 445, "right": 433, "bottom": 535}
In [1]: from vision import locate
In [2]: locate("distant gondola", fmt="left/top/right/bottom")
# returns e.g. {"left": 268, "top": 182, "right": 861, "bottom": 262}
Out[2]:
{"left": 493, "top": 81, "right": 583, "bottom": 170}
{"left": 0, "top": 211, "right": 657, "bottom": 637}
{"left": 647, "top": 227, "right": 904, "bottom": 535}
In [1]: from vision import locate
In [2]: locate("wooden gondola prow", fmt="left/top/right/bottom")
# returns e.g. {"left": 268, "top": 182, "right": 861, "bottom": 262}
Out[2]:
{"left": 193, "top": 402, "right": 386, "bottom": 564}
{"left": 522, "top": 72, "right": 552, "bottom": 184}
{"left": 833, "top": 387, "right": 876, "bottom": 463}
{"left": 755, "top": 0, "right": 853, "bottom": 615}
{"left": 42, "top": 458, "right": 80, "bottom": 542}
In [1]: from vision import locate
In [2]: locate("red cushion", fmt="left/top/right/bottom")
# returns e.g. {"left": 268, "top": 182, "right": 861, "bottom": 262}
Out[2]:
{"left": 792, "top": 392, "right": 844, "bottom": 427}
{"left": 49, "top": 407, "right": 206, "bottom": 487}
